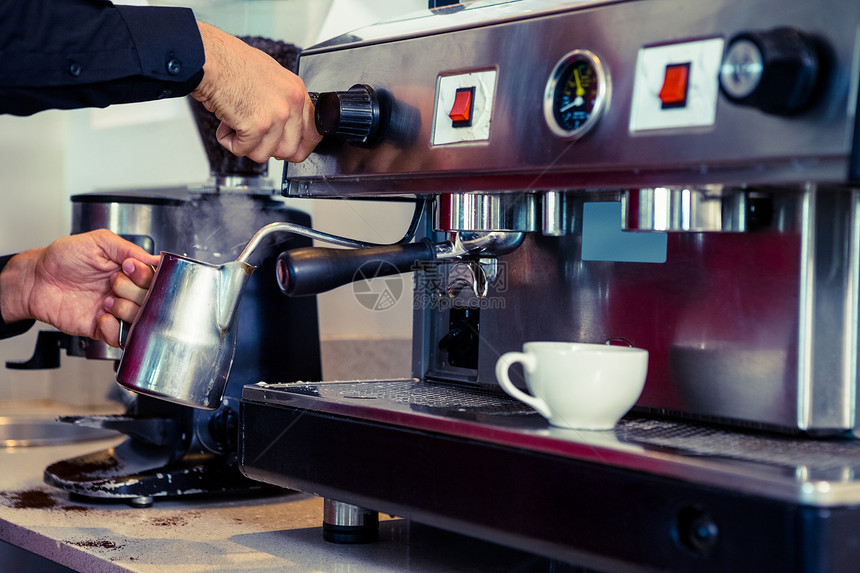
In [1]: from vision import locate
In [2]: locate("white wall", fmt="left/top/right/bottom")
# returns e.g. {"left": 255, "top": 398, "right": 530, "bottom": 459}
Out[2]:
{"left": 0, "top": 0, "right": 427, "bottom": 401}
{"left": 0, "top": 112, "right": 73, "bottom": 402}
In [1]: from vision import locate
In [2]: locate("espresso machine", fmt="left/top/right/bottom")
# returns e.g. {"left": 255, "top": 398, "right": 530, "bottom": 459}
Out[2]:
{"left": 239, "top": 0, "right": 860, "bottom": 570}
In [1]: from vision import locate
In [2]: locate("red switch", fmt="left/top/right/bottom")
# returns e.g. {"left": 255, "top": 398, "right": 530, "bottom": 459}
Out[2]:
{"left": 449, "top": 87, "right": 475, "bottom": 127}
{"left": 659, "top": 63, "right": 690, "bottom": 109}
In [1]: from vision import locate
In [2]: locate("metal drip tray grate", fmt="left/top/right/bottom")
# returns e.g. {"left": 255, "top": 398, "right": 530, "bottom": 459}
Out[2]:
{"left": 324, "top": 380, "right": 536, "bottom": 416}
{"left": 258, "top": 379, "right": 538, "bottom": 417}
{"left": 617, "top": 417, "right": 860, "bottom": 474}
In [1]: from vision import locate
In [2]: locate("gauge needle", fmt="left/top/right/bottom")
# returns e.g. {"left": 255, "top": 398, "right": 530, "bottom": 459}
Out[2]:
{"left": 572, "top": 68, "right": 585, "bottom": 106}
{"left": 574, "top": 68, "right": 585, "bottom": 95}
{"left": 559, "top": 100, "right": 580, "bottom": 112}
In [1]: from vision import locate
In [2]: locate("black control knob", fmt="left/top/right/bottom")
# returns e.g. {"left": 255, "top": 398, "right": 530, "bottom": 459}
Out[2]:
{"left": 719, "top": 27, "right": 821, "bottom": 115}
{"left": 312, "top": 84, "right": 381, "bottom": 145}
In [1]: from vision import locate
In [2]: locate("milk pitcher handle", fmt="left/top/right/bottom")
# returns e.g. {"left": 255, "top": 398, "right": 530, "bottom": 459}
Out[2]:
{"left": 118, "top": 320, "right": 130, "bottom": 349}
{"left": 495, "top": 352, "right": 552, "bottom": 419}
{"left": 118, "top": 264, "right": 156, "bottom": 350}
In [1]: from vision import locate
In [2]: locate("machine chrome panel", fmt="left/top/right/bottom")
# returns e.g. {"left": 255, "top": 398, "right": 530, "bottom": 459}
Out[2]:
{"left": 287, "top": 0, "right": 860, "bottom": 195}
{"left": 406, "top": 186, "right": 860, "bottom": 434}
{"left": 621, "top": 186, "right": 749, "bottom": 232}
{"left": 435, "top": 192, "right": 538, "bottom": 231}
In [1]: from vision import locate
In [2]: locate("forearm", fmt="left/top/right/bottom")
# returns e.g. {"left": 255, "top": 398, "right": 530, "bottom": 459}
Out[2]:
{"left": 0, "top": 251, "right": 38, "bottom": 323}
{"left": 191, "top": 22, "right": 229, "bottom": 104}
{"left": 0, "top": 252, "right": 37, "bottom": 339}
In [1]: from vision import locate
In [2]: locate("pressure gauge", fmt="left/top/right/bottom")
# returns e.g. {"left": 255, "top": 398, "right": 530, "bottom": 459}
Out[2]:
{"left": 544, "top": 50, "right": 610, "bottom": 139}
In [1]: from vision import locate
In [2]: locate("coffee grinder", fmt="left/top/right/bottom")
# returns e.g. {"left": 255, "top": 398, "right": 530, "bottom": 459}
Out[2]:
{"left": 10, "top": 40, "right": 322, "bottom": 506}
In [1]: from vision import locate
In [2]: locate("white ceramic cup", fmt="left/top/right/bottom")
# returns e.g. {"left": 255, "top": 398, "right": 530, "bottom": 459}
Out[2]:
{"left": 495, "top": 342, "right": 649, "bottom": 430}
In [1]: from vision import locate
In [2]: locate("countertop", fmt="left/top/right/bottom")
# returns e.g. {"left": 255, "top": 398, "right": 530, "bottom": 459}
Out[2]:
{"left": 0, "top": 435, "right": 567, "bottom": 573}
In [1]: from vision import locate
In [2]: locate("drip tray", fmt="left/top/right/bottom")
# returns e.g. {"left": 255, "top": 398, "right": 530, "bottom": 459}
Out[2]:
{"left": 0, "top": 416, "right": 119, "bottom": 447}
{"left": 242, "top": 379, "right": 860, "bottom": 506}
{"left": 241, "top": 379, "right": 860, "bottom": 572}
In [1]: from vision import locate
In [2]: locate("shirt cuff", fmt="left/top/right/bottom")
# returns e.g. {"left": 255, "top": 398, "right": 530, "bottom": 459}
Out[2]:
{"left": 0, "top": 254, "right": 35, "bottom": 340}
{"left": 115, "top": 5, "right": 205, "bottom": 85}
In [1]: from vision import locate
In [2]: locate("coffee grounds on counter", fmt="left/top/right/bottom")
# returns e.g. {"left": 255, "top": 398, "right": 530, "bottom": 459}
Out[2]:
{"left": 0, "top": 488, "right": 57, "bottom": 509}
{"left": 148, "top": 515, "right": 187, "bottom": 527}
{"left": 68, "top": 539, "right": 120, "bottom": 550}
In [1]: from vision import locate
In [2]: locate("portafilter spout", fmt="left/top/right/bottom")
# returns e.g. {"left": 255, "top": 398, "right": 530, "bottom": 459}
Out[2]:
{"left": 275, "top": 231, "right": 525, "bottom": 297}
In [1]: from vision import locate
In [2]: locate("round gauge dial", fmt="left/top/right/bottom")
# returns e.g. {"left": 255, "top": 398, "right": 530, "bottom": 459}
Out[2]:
{"left": 544, "top": 50, "right": 609, "bottom": 139}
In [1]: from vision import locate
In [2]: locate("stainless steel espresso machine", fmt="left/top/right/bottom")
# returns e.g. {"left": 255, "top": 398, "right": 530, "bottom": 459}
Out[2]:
{"left": 239, "top": 0, "right": 860, "bottom": 570}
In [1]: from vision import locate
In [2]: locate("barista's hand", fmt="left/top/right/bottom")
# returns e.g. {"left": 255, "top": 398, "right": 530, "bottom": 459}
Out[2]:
{"left": 191, "top": 22, "right": 322, "bottom": 163}
{"left": 108, "top": 257, "right": 158, "bottom": 337}
{"left": 0, "top": 230, "right": 160, "bottom": 347}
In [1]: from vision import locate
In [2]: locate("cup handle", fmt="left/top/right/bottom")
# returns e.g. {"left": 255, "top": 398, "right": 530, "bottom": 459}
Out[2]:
{"left": 495, "top": 352, "right": 552, "bottom": 419}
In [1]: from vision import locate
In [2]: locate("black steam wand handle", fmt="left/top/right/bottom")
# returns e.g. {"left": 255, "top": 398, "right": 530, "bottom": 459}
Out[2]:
{"left": 276, "top": 240, "right": 436, "bottom": 296}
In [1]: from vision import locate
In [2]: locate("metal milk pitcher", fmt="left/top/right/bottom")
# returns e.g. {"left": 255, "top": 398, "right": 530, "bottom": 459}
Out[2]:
{"left": 114, "top": 220, "right": 396, "bottom": 409}
{"left": 115, "top": 253, "right": 255, "bottom": 410}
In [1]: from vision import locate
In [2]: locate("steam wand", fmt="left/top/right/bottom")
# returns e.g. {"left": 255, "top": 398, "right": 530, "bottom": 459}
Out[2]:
{"left": 236, "top": 197, "right": 428, "bottom": 265}
{"left": 275, "top": 231, "right": 525, "bottom": 297}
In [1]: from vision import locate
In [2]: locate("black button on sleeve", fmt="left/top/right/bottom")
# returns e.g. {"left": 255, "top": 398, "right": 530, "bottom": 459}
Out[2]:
{"left": 166, "top": 58, "right": 181, "bottom": 76}
{"left": 115, "top": 5, "right": 203, "bottom": 83}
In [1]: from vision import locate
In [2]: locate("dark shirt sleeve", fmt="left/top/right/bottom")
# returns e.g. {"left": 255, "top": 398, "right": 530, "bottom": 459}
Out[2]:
{"left": 0, "top": 0, "right": 205, "bottom": 116}
{"left": 0, "top": 254, "right": 35, "bottom": 340}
